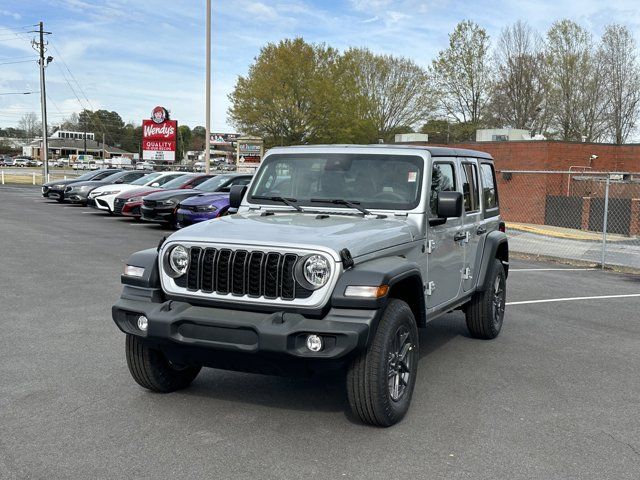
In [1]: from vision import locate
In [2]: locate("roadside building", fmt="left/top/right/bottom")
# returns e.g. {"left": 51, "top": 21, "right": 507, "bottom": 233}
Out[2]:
{"left": 23, "top": 130, "right": 133, "bottom": 159}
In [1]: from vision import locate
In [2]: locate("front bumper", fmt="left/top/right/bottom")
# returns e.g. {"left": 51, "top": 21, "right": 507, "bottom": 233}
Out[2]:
{"left": 175, "top": 209, "right": 215, "bottom": 228}
{"left": 88, "top": 196, "right": 111, "bottom": 211}
{"left": 112, "top": 291, "right": 376, "bottom": 360}
{"left": 141, "top": 205, "right": 174, "bottom": 223}
{"left": 121, "top": 201, "right": 142, "bottom": 217}
{"left": 43, "top": 188, "right": 64, "bottom": 199}
{"left": 64, "top": 191, "right": 89, "bottom": 203}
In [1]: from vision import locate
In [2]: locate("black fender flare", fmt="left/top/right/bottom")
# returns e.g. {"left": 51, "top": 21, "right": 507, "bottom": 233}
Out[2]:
{"left": 120, "top": 248, "right": 161, "bottom": 288}
{"left": 475, "top": 231, "right": 509, "bottom": 291}
{"left": 331, "top": 256, "right": 426, "bottom": 326}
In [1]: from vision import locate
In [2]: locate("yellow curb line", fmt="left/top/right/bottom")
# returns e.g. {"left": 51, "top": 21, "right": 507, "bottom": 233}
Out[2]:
{"left": 506, "top": 223, "right": 605, "bottom": 241}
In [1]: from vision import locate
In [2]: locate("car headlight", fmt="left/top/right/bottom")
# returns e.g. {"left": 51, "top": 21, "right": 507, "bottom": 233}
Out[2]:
{"left": 296, "top": 254, "right": 331, "bottom": 289}
{"left": 166, "top": 245, "right": 189, "bottom": 277}
{"left": 100, "top": 190, "right": 120, "bottom": 196}
{"left": 196, "top": 205, "right": 218, "bottom": 212}
{"left": 160, "top": 199, "right": 177, "bottom": 206}
{"left": 126, "top": 196, "right": 142, "bottom": 203}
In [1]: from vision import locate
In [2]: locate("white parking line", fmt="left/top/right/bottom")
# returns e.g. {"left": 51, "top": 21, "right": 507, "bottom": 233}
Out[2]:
{"left": 510, "top": 268, "right": 598, "bottom": 272}
{"left": 506, "top": 293, "right": 640, "bottom": 306}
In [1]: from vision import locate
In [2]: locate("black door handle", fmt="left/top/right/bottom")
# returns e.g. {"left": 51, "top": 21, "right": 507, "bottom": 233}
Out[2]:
{"left": 453, "top": 231, "right": 466, "bottom": 242}
{"left": 477, "top": 226, "right": 487, "bottom": 235}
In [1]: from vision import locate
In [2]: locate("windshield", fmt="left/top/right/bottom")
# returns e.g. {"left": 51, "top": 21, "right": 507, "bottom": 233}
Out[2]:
{"left": 131, "top": 172, "right": 160, "bottom": 185}
{"left": 247, "top": 153, "right": 424, "bottom": 210}
{"left": 100, "top": 171, "right": 127, "bottom": 183}
{"left": 197, "top": 175, "right": 233, "bottom": 192}
{"left": 77, "top": 170, "right": 107, "bottom": 181}
{"left": 161, "top": 175, "right": 194, "bottom": 189}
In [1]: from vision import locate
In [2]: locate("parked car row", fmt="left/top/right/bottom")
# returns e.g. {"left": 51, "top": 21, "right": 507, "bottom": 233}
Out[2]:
{"left": 41, "top": 169, "right": 253, "bottom": 229}
{"left": 0, "top": 155, "right": 42, "bottom": 167}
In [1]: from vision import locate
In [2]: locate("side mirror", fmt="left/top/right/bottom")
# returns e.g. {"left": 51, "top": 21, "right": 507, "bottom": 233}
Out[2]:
{"left": 114, "top": 179, "right": 124, "bottom": 184}
{"left": 151, "top": 182, "right": 160, "bottom": 187}
{"left": 434, "top": 191, "right": 463, "bottom": 221}
{"left": 229, "top": 184, "right": 248, "bottom": 209}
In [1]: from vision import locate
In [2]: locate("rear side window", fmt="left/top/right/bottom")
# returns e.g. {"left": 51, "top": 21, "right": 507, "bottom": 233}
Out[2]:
{"left": 480, "top": 163, "right": 498, "bottom": 209}
{"left": 460, "top": 163, "right": 480, "bottom": 213}
{"left": 430, "top": 162, "right": 456, "bottom": 213}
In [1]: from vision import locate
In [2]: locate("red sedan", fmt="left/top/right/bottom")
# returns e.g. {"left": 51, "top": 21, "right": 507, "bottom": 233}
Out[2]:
{"left": 114, "top": 173, "right": 214, "bottom": 217}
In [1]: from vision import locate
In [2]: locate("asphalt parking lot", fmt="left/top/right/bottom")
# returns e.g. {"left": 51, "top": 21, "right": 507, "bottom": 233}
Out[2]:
{"left": 1, "top": 185, "right": 639, "bottom": 480}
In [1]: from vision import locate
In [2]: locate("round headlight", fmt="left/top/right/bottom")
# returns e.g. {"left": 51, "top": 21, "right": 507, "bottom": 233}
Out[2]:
{"left": 302, "top": 254, "right": 331, "bottom": 289}
{"left": 168, "top": 245, "right": 189, "bottom": 277}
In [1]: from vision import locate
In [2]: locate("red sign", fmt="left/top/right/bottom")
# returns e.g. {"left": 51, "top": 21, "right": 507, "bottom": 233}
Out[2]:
{"left": 142, "top": 118, "right": 177, "bottom": 162}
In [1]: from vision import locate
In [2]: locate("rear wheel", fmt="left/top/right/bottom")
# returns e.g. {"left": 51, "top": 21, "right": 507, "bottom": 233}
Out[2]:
{"left": 346, "top": 299, "right": 419, "bottom": 427}
{"left": 125, "top": 334, "right": 201, "bottom": 392}
{"left": 465, "top": 259, "right": 506, "bottom": 339}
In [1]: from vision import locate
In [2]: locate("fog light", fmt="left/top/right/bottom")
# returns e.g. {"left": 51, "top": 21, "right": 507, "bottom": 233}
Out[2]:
{"left": 306, "top": 334, "right": 323, "bottom": 352}
{"left": 137, "top": 315, "right": 148, "bottom": 332}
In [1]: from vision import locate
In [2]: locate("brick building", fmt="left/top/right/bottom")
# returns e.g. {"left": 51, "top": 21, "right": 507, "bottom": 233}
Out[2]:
{"left": 421, "top": 141, "right": 640, "bottom": 236}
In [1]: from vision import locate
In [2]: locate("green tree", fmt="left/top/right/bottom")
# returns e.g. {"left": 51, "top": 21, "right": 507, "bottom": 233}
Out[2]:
{"left": 228, "top": 38, "right": 350, "bottom": 146}
{"left": 119, "top": 123, "right": 142, "bottom": 155}
{"left": 431, "top": 20, "right": 493, "bottom": 127}
{"left": 177, "top": 125, "right": 192, "bottom": 161}
{"left": 190, "top": 126, "right": 206, "bottom": 151}
{"left": 78, "top": 109, "right": 125, "bottom": 146}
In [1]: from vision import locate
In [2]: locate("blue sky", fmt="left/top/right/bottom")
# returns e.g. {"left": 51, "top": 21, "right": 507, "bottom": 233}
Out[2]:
{"left": 1, "top": 0, "right": 640, "bottom": 134}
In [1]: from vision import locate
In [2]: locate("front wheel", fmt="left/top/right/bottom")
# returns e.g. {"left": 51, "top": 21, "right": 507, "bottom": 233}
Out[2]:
{"left": 346, "top": 299, "right": 419, "bottom": 427}
{"left": 125, "top": 334, "right": 201, "bottom": 392}
{"left": 465, "top": 259, "right": 506, "bottom": 339}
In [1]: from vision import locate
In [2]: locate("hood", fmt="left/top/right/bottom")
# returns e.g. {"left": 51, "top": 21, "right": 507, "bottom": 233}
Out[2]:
{"left": 66, "top": 180, "right": 110, "bottom": 189}
{"left": 93, "top": 183, "right": 137, "bottom": 194}
{"left": 117, "top": 187, "right": 162, "bottom": 199}
{"left": 145, "top": 189, "right": 198, "bottom": 201}
{"left": 179, "top": 192, "right": 229, "bottom": 206}
{"left": 168, "top": 212, "right": 420, "bottom": 259}
{"left": 44, "top": 178, "right": 80, "bottom": 188}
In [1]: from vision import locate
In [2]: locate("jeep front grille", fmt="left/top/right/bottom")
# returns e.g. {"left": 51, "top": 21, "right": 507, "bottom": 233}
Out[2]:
{"left": 183, "top": 247, "right": 312, "bottom": 300}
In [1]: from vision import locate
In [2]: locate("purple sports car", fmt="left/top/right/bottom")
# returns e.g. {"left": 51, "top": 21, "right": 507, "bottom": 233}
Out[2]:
{"left": 175, "top": 192, "right": 231, "bottom": 228}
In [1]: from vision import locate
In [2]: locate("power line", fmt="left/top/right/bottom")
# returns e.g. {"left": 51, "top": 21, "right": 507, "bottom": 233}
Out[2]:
{"left": 0, "top": 59, "right": 36, "bottom": 66}
{"left": 0, "top": 91, "right": 39, "bottom": 95}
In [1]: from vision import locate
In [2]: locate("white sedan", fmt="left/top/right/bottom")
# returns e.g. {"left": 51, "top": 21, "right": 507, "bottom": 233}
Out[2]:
{"left": 88, "top": 171, "right": 186, "bottom": 213}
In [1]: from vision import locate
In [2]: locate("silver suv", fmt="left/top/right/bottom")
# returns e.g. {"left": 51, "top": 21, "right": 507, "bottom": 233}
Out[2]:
{"left": 112, "top": 145, "right": 509, "bottom": 427}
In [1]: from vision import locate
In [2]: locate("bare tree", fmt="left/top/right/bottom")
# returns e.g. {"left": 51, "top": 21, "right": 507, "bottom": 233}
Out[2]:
{"left": 17, "top": 112, "right": 41, "bottom": 139}
{"left": 342, "top": 48, "right": 435, "bottom": 140}
{"left": 431, "top": 20, "right": 493, "bottom": 125}
{"left": 600, "top": 24, "right": 640, "bottom": 144}
{"left": 59, "top": 112, "right": 80, "bottom": 131}
{"left": 545, "top": 20, "right": 607, "bottom": 141}
{"left": 489, "top": 21, "right": 548, "bottom": 134}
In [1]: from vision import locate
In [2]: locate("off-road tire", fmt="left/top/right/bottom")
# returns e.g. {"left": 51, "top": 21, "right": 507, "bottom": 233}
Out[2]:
{"left": 465, "top": 259, "right": 506, "bottom": 339}
{"left": 125, "top": 334, "right": 201, "bottom": 392}
{"left": 346, "top": 299, "right": 419, "bottom": 427}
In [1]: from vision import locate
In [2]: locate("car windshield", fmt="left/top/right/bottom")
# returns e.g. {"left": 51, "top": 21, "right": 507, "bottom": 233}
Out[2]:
{"left": 76, "top": 170, "right": 106, "bottom": 181}
{"left": 100, "top": 171, "right": 127, "bottom": 183}
{"left": 161, "top": 175, "right": 194, "bottom": 189}
{"left": 131, "top": 173, "right": 160, "bottom": 185}
{"left": 197, "top": 175, "right": 234, "bottom": 192}
{"left": 247, "top": 153, "right": 424, "bottom": 210}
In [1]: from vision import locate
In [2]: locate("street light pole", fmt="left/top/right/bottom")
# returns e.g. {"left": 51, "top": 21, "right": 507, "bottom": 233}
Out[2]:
{"left": 204, "top": 0, "right": 211, "bottom": 174}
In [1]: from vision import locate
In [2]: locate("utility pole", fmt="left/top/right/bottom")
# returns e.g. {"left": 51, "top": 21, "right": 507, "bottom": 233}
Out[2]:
{"left": 204, "top": 0, "right": 211, "bottom": 174}
{"left": 102, "top": 133, "right": 105, "bottom": 163}
{"left": 32, "top": 22, "right": 52, "bottom": 182}
{"left": 83, "top": 127, "right": 87, "bottom": 155}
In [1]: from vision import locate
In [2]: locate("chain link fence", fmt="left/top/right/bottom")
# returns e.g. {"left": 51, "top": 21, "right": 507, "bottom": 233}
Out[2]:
{"left": 498, "top": 170, "right": 640, "bottom": 271}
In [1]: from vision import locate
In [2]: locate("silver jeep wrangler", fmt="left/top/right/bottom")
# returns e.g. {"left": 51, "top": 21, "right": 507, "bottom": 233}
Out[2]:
{"left": 112, "top": 145, "right": 509, "bottom": 427}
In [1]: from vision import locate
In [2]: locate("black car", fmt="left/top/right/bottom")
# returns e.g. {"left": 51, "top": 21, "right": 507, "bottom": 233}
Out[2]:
{"left": 64, "top": 170, "right": 149, "bottom": 205}
{"left": 42, "top": 169, "right": 121, "bottom": 202}
{"left": 141, "top": 173, "right": 252, "bottom": 227}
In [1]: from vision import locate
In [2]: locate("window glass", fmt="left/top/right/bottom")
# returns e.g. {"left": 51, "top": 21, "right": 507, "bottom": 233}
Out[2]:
{"left": 155, "top": 174, "right": 185, "bottom": 186}
{"left": 131, "top": 172, "right": 160, "bottom": 185}
{"left": 460, "top": 163, "right": 480, "bottom": 212}
{"left": 189, "top": 175, "right": 212, "bottom": 187}
{"left": 480, "top": 163, "right": 498, "bottom": 209}
{"left": 429, "top": 163, "right": 456, "bottom": 214}
{"left": 161, "top": 175, "right": 194, "bottom": 189}
{"left": 248, "top": 154, "right": 423, "bottom": 210}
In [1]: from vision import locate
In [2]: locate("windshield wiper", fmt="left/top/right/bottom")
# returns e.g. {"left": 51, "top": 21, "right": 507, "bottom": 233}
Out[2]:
{"left": 252, "top": 195, "right": 304, "bottom": 212}
{"left": 310, "top": 198, "right": 372, "bottom": 216}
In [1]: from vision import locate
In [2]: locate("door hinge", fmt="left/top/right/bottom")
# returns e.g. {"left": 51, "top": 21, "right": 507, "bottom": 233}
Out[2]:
{"left": 426, "top": 281, "right": 435, "bottom": 296}
{"left": 427, "top": 240, "right": 436, "bottom": 254}
{"left": 462, "top": 267, "right": 472, "bottom": 280}
{"left": 463, "top": 231, "right": 470, "bottom": 244}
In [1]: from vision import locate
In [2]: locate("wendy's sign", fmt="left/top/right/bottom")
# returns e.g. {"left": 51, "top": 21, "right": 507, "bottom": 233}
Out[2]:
{"left": 143, "top": 106, "right": 177, "bottom": 162}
